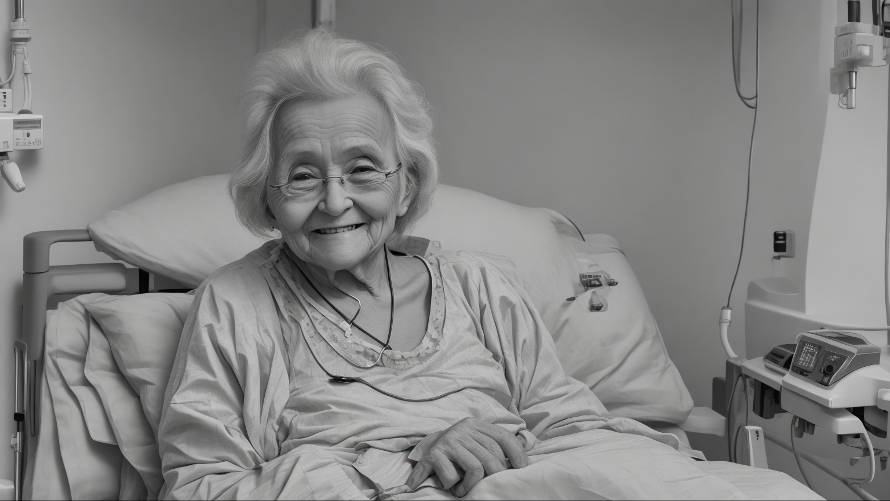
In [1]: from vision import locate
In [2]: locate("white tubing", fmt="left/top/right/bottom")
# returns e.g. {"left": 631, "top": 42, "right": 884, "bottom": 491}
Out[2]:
{"left": 720, "top": 306, "right": 739, "bottom": 359}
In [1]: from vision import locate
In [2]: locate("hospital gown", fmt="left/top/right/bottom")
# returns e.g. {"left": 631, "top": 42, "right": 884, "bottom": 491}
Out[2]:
{"left": 157, "top": 240, "right": 821, "bottom": 500}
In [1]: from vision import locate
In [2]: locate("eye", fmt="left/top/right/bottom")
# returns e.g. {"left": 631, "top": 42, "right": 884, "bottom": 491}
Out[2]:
{"left": 351, "top": 165, "right": 379, "bottom": 174}
{"left": 290, "top": 171, "right": 316, "bottom": 182}
{"left": 348, "top": 157, "right": 382, "bottom": 173}
{"left": 288, "top": 166, "right": 319, "bottom": 182}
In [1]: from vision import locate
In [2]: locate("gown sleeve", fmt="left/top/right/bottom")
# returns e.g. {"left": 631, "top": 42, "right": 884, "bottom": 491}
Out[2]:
{"left": 459, "top": 255, "right": 615, "bottom": 441}
{"left": 157, "top": 267, "right": 368, "bottom": 500}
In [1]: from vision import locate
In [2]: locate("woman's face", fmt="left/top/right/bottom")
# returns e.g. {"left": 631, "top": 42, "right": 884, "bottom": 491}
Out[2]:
{"left": 266, "top": 94, "right": 411, "bottom": 274}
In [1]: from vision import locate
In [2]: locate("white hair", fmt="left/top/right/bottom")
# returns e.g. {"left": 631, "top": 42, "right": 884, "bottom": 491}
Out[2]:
{"left": 230, "top": 29, "right": 438, "bottom": 237}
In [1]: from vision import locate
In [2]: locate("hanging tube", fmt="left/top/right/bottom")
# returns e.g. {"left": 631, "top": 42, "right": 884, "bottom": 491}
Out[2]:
{"left": 14, "top": 0, "right": 23, "bottom": 20}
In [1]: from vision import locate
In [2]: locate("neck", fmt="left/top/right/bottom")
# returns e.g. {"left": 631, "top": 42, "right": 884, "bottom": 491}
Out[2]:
{"left": 295, "top": 246, "right": 391, "bottom": 299}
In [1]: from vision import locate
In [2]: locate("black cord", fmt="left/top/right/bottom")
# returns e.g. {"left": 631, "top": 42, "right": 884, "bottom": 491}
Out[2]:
{"left": 298, "top": 318, "right": 483, "bottom": 403}
{"left": 726, "top": 106, "right": 758, "bottom": 308}
{"left": 725, "top": 373, "right": 744, "bottom": 462}
{"left": 292, "top": 246, "right": 395, "bottom": 350}
{"left": 731, "top": 0, "right": 759, "bottom": 109}
{"left": 561, "top": 212, "right": 586, "bottom": 241}
{"left": 726, "top": 0, "right": 759, "bottom": 308}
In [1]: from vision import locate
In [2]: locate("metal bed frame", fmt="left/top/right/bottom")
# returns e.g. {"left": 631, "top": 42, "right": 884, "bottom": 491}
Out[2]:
{"left": 13, "top": 229, "right": 161, "bottom": 501}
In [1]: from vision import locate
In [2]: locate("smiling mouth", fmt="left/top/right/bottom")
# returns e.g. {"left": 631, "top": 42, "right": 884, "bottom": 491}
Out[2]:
{"left": 314, "top": 223, "right": 365, "bottom": 235}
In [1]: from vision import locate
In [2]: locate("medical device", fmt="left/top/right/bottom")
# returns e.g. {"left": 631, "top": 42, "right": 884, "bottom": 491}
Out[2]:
{"left": 0, "top": 0, "right": 43, "bottom": 193}
{"left": 764, "top": 343, "right": 797, "bottom": 374}
{"left": 787, "top": 331, "right": 881, "bottom": 388}
{"left": 830, "top": 0, "right": 890, "bottom": 108}
{"left": 727, "top": 3, "right": 890, "bottom": 499}
{"left": 0, "top": 113, "right": 41, "bottom": 192}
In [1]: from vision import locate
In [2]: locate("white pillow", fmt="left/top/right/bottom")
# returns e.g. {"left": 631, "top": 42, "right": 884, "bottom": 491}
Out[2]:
{"left": 405, "top": 184, "right": 578, "bottom": 327}
{"left": 551, "top": 234, "right": 693, "bottom": 423}
{"left": 43, "top": 295, "right": 126, "bottom": 500}
{"left": 84, "top": 292, "right": 195, "bottom": 499}
{"left": 88, "top": 175, "right": 269, "bottom": 287}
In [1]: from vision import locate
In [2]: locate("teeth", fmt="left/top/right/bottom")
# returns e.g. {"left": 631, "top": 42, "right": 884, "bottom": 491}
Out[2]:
{"left": 316, "top": 224, "right": 360, "bottom": 234}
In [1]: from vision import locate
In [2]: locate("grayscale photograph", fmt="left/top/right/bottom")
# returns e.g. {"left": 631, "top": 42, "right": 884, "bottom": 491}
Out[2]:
{"left": 0, "top": 1, "right": 887, "bottom": 499}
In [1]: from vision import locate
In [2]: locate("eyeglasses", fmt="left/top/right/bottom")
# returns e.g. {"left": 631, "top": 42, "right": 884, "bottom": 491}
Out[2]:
{"left": 270, "top": 162, "right": 402, "bottom": 199}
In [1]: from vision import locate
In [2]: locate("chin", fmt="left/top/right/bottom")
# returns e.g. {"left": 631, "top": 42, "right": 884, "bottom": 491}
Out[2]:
{"left": 303, "top": 244, "right": 375, "bottom": 271}
{"left": 312, "top": 254, "right": 368, "bottom": 272}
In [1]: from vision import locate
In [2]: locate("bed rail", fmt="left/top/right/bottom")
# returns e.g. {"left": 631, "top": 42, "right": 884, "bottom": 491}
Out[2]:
{"left": 18, "top": 230, "right": 130, "bottom": 500}
{"left": 22, "top": 229, "right": 128, "bottom": 361}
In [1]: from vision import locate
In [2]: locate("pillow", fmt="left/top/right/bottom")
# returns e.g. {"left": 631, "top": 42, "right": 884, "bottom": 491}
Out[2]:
{"left": 88, "top": 175, "right": 269, "bottom": 287}
{"left": 550, "top": 233, "right": 693, "bottom": 423}
{"left": 403, "top": 184, "right": 578, "bottom": 327}
{"left": 83, "top": 314, "right": 158, "bottom": 499}
{"left": 43, "top": 295, "right": 125, "bottom": 499}
{"left": 80, "top": 293, "right": 194, "bottom": 499}
{"left": 84, "top": 292, "right": 194, "bottom": 432}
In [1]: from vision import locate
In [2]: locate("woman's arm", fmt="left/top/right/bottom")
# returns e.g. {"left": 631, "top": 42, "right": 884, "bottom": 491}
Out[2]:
{"left": 468, "top": 258, "right": 612, "bottom": 440}
{"left": 157, "top": 273, "right": 366, "bottom": 500}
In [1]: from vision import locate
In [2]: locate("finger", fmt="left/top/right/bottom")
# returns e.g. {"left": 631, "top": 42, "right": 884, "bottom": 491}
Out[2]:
{"left": 474, "top": 433, "right": 510, "bottom": 469}
{"left": 462, "top": 437, "right": 507, "bottom": 475}
{"left": 450, "top": 447, "right": 484, "bottom": 498}
{"left": 481, "top": 427, "right": 528, "bottom": 468}
{"left": 407, "top": 461, "right": 433, "bottom": 490}
{"left": 430, "top": 450, "right": 461, "bottom": 490}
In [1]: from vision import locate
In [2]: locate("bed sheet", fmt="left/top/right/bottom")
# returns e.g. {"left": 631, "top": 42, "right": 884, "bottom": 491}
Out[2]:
{"left": 25, "top": 331, "right": 69, "bottom": 501}
{"left": 35, "top": 295, "right": 128, "bottom": 500}
{"left": 392, "top": 431, "right": 821, "bottom": 500}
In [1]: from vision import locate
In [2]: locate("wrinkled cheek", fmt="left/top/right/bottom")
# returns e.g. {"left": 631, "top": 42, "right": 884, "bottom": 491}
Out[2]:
{"left": 281, "top": 230, "right": 313, "bottom": 258}
{"left": 368, "top": 217, "right": 397, "bottom": 244}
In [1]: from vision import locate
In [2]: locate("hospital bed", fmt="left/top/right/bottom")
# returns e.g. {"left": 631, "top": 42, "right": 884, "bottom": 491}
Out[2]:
{"left": 13, "top": 174, "right": 801, "bottom": 499}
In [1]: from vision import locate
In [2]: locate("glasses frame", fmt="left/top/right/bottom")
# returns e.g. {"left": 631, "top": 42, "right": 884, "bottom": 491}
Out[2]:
{"left": 269, "top": 162, "right": 403, "bottom": 198}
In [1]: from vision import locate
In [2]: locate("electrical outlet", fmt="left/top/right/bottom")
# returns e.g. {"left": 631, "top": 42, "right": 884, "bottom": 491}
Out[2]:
{"left": 773, "top": 230, "right": 794, "bottom": 259}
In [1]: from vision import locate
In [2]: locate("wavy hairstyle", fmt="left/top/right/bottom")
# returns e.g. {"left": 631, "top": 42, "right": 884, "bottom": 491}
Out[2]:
{"left": 230, "top": 29, "right": 438, "bottom": 237}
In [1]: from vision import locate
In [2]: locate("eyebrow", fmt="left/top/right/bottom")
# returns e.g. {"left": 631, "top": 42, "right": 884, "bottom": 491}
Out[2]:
{"left": 275, "top": 139, "right": 387, "bottom": 167}
{"left": 282, "top": 150, "right": 322, "bottom": 164}
{"left": 339, "top": 144, "right": 384, "bottom": 162}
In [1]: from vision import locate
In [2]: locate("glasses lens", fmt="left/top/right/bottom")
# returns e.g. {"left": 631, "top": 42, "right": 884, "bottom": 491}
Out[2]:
{"left": 282, "top": 174, "right": 322, "bottom": 196}
{"left": 276, "top": 166, "right": 398, "bottom": 198}
{"left": 347, "top": 169, "right": 388, "bottom": 187}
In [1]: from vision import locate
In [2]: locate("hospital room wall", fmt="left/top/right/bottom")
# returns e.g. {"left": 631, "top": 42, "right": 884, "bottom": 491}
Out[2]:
{"left": 0, "top": 0, "right": 286, "bottom": 480}
{"left": 305, "top": 0, "right": 827, "bottom": 414}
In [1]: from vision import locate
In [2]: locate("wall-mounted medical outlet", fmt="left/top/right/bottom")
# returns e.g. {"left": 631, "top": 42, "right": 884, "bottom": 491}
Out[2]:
{"left": 772, "top": 230, "right": 794, "bottom": 259}
{"left": 13, "top": 113, "right": 43, "bottom": 149}
{"left": 0, "top": 113, "right": 42, "bottom": 152}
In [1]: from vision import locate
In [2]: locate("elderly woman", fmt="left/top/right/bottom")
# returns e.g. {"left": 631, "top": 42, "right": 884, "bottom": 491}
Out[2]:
{"left": 157, "top": 30, "right": 820, "bottom": 500}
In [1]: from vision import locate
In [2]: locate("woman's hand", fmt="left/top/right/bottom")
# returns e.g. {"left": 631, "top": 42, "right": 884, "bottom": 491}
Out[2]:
{"left": 406, "top": 418, "right": 528, "bottom": 497}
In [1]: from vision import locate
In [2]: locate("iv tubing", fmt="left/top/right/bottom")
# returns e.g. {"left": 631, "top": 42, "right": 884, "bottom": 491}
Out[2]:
{"left": 885, "top": 62, "right": 890, "bottom": 333}
{"left": 719, "top": 307, "right": 739, "bottom": 359}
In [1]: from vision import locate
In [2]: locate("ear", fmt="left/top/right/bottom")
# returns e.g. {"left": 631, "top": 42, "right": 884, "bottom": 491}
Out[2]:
{"left": 397, "top": 166, "right": 416, "bottom": 217}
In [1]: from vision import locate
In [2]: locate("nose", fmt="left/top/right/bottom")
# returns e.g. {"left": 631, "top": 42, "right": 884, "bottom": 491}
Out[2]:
{"left": 317, "top": 177, "right": 353, "bottom": 215}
